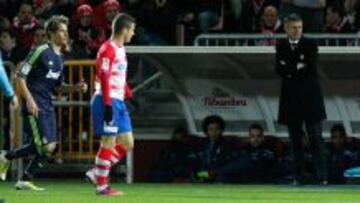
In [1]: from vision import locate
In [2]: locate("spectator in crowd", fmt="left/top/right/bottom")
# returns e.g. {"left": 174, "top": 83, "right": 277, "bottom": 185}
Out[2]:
{"left": 257, "top": 5, "right": 283, "bottom": 45}
{"left": 131, "top": 0, "right": 179, "bottom": 45}
{"left": 325, "top": 2, "right": 356, "bottom": 45}
{"left": 70, "top": 4, "right": 106, "bottom": 58}
{"left": 102, "top": 0, "right": 122, "bottom": 37}
{"left": 0, "top": 0, "right": 21, "bottom": 21}
{"left": 152, "top": 126, "right": 202, "bottom": 182}
{"left": 259, "top": 5, "right": 283, "bottom": 34}
{"left": 327, "top": 124, "right": 359, "bottom": 184}
{"left": 31, "top": 24, "right": 47, "bottom": 48}
{"left": 326, "top": 2, "right": 354, "bottom": 33}
{"left": 345, "top": 0, "right": 360, "bottom": 32}
{"left": 12, "top": 1, "right": 39, "bottom": 49}
{"left": 345, "top": 0, "right": 357, "bottom": 11}
{"left": 0, "top": 24, "right": 46, "bottom": 65}
{"left": 354, "top": 1, "right": 360, "bottom": 31}
{"left": 275, "top": 14, "right": 328, "bottom": 185}
{"left": 223, "top": 0, "right": 245, "bottom": 32}
{"left": 327, "top": 0, "right": 346, "bottom": 7}
{"left": 0, "top": 28, "right": 28, "bottom": 64}
{"left": 0, "top": 28, "right": 16, "bottom": 61}
{"left": 344, "top": 0, "right": 358, "bottom": 18}
{"left": 180, "top": 0, "right": 222, "bottom": 33}
{"left": 0, "top": 15, "right": 11, "bottom": 31}
{"left": 55, "top": 0, "right": 78, "bottom": 18}
{"left": 176, "top": 0, "right": 223, "bottom": 45}
{"left": 240, "top": 0, "right": 280, "bottom": 33}
{"left": 280, "top": 0, "right": 326, "bottom": 32}
{"left": 33, "top": 0, "right": 58, "bottom": 25}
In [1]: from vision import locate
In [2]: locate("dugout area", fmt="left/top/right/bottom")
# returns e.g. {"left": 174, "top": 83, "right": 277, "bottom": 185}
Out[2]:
{"left": 2, "top": 46, "right": 360, "bottom": 182}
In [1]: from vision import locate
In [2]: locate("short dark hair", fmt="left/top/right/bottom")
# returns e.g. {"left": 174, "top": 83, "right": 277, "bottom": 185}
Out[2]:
{"left": 328, "top": 2, "right": 346, "bottom": 17}
{"left": 45, "top": 15, "right": 68, "bottom": 38}
{"left": 249, "top": 123, "right": 264, "bottom": 133}
{"left": 112, "top": 13, "right": 135, "bottom": 35}
{"left": 0, "top": 28, "right": 16, "bottom": 39}
{"left": 331, "top": 124, "right": 346, "bottom": 137}
{"left": 202, "top": 115, "right": 225, "bottom": 133}
{"left": 18, "top": 1, "right": 32, "bottom": 10}
{"left": 284, "top": 13, "right": 302, "bottom": 24}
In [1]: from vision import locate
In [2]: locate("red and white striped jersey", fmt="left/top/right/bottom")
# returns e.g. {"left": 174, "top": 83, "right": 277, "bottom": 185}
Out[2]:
{"left": 94, "top": 40, "right": 131, "bottom": 105}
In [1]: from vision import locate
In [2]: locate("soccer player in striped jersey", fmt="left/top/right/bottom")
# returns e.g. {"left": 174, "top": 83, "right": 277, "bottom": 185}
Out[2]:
{"left": 88, "top": 13, "right": 135, "bottom": 196}
{"left": 0, "top": 15, "right": 87, "bottom": 191}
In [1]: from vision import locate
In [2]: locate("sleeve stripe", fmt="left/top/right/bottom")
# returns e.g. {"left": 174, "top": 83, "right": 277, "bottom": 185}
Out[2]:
{"left": 17, "top": 44, "right": 48, "bottom": 78}
{"left": 26, "top": 44, "right": 48, "bottom": 65}
{"left": 17, "top": 62, "right": 32, "bottom": 78}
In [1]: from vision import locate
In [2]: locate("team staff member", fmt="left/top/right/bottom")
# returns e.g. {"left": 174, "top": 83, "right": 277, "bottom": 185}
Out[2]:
{"left": 275, "top": 13, "right": 328, "bottom": 185}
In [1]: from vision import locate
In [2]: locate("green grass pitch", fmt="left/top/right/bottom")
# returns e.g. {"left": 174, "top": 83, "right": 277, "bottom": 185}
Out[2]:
{"left": 1, "top": 180, "right": 360, "bottom": 203}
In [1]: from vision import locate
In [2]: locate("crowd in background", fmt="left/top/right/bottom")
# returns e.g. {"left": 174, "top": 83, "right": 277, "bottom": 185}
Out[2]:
{"left": 0, "top": 0, "right": 360, "bottom": 61}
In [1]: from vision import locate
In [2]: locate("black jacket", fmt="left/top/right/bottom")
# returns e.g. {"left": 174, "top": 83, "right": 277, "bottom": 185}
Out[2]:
{"left": 275, "top": 37, "right": 326, "bottom": 125}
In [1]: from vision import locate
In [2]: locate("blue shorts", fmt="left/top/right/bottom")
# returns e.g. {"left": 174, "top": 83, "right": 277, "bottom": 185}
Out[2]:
{"left": 22, "top": 105, "right": 57, "bottom": 145}
{"left": 91, "top": 95, "right": 132, "bottom": 136}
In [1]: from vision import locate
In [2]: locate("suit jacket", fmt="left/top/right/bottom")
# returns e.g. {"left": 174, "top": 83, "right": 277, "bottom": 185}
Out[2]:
{"left": 275, "top": 37, "right": 326, "bottom": 125}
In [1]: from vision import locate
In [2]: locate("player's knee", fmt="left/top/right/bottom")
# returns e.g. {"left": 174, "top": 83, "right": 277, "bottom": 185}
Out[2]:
{"left": 116, "top": 133, "right": 134, "bottom": 150}
{"left": 101, "top": 136, "right": 116, "bottom": 149}
{"left": 115, "top": 139, "right": 133, "bottom": 150}
{"left": 120, "top": 140, "right": 134, "bottom": 151}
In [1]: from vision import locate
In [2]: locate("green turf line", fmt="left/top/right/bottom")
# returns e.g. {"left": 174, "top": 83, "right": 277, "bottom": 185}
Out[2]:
{"left": 1, "top": 181, "right": 360, "bottom": 203}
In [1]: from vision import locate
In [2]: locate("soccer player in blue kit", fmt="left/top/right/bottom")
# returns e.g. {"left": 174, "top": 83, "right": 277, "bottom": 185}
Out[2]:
{"left": 0, "top": 15, "right": 87, "bottom": 191}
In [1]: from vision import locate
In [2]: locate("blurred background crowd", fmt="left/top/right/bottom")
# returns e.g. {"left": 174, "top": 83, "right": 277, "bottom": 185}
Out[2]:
{"left": 1, "top": 0, "right": 360, "bottom": 61}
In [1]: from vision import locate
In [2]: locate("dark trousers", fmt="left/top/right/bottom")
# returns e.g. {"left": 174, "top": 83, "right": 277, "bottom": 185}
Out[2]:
{"left": 288, "top": 121, "right": 328, "bottom": 181}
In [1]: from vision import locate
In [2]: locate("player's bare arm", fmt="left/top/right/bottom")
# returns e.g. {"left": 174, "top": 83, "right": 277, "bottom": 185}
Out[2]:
{"left": 15, "top": 72, "right": 39, "bottom": 117}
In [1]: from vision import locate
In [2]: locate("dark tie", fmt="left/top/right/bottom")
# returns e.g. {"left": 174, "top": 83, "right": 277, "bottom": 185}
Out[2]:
{"left": 291, "top": 43, "right": 298, "bottom": 50}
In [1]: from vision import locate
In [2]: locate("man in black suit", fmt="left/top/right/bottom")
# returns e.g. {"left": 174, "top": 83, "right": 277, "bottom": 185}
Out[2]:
{"left": 275, "top": 13, "right": 328, "bottom": 185}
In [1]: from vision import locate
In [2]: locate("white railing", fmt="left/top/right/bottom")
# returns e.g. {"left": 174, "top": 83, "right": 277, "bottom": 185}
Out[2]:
{"left": 194, "top": 33, "right": 360, "bottom": 46}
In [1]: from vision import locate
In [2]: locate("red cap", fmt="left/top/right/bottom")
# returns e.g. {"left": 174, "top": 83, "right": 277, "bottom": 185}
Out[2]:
{"left": 35, "top": 0, "right": 54, "bottom": 7}
{"left": 103, "top": 0, "right": 121, "bottom": 11}
{"left": 34, "top": 0, "right": 43, "bottom": 7}
{"left": 77, "top": 4, "right": 93, "bottom": 16}
{"left": 76, "top": 0, "right": 88, "bottom": 6}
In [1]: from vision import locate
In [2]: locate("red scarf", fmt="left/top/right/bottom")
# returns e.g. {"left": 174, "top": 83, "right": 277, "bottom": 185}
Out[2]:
{"left": 13, "top": 16, "right": 37, "bottom": 31}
